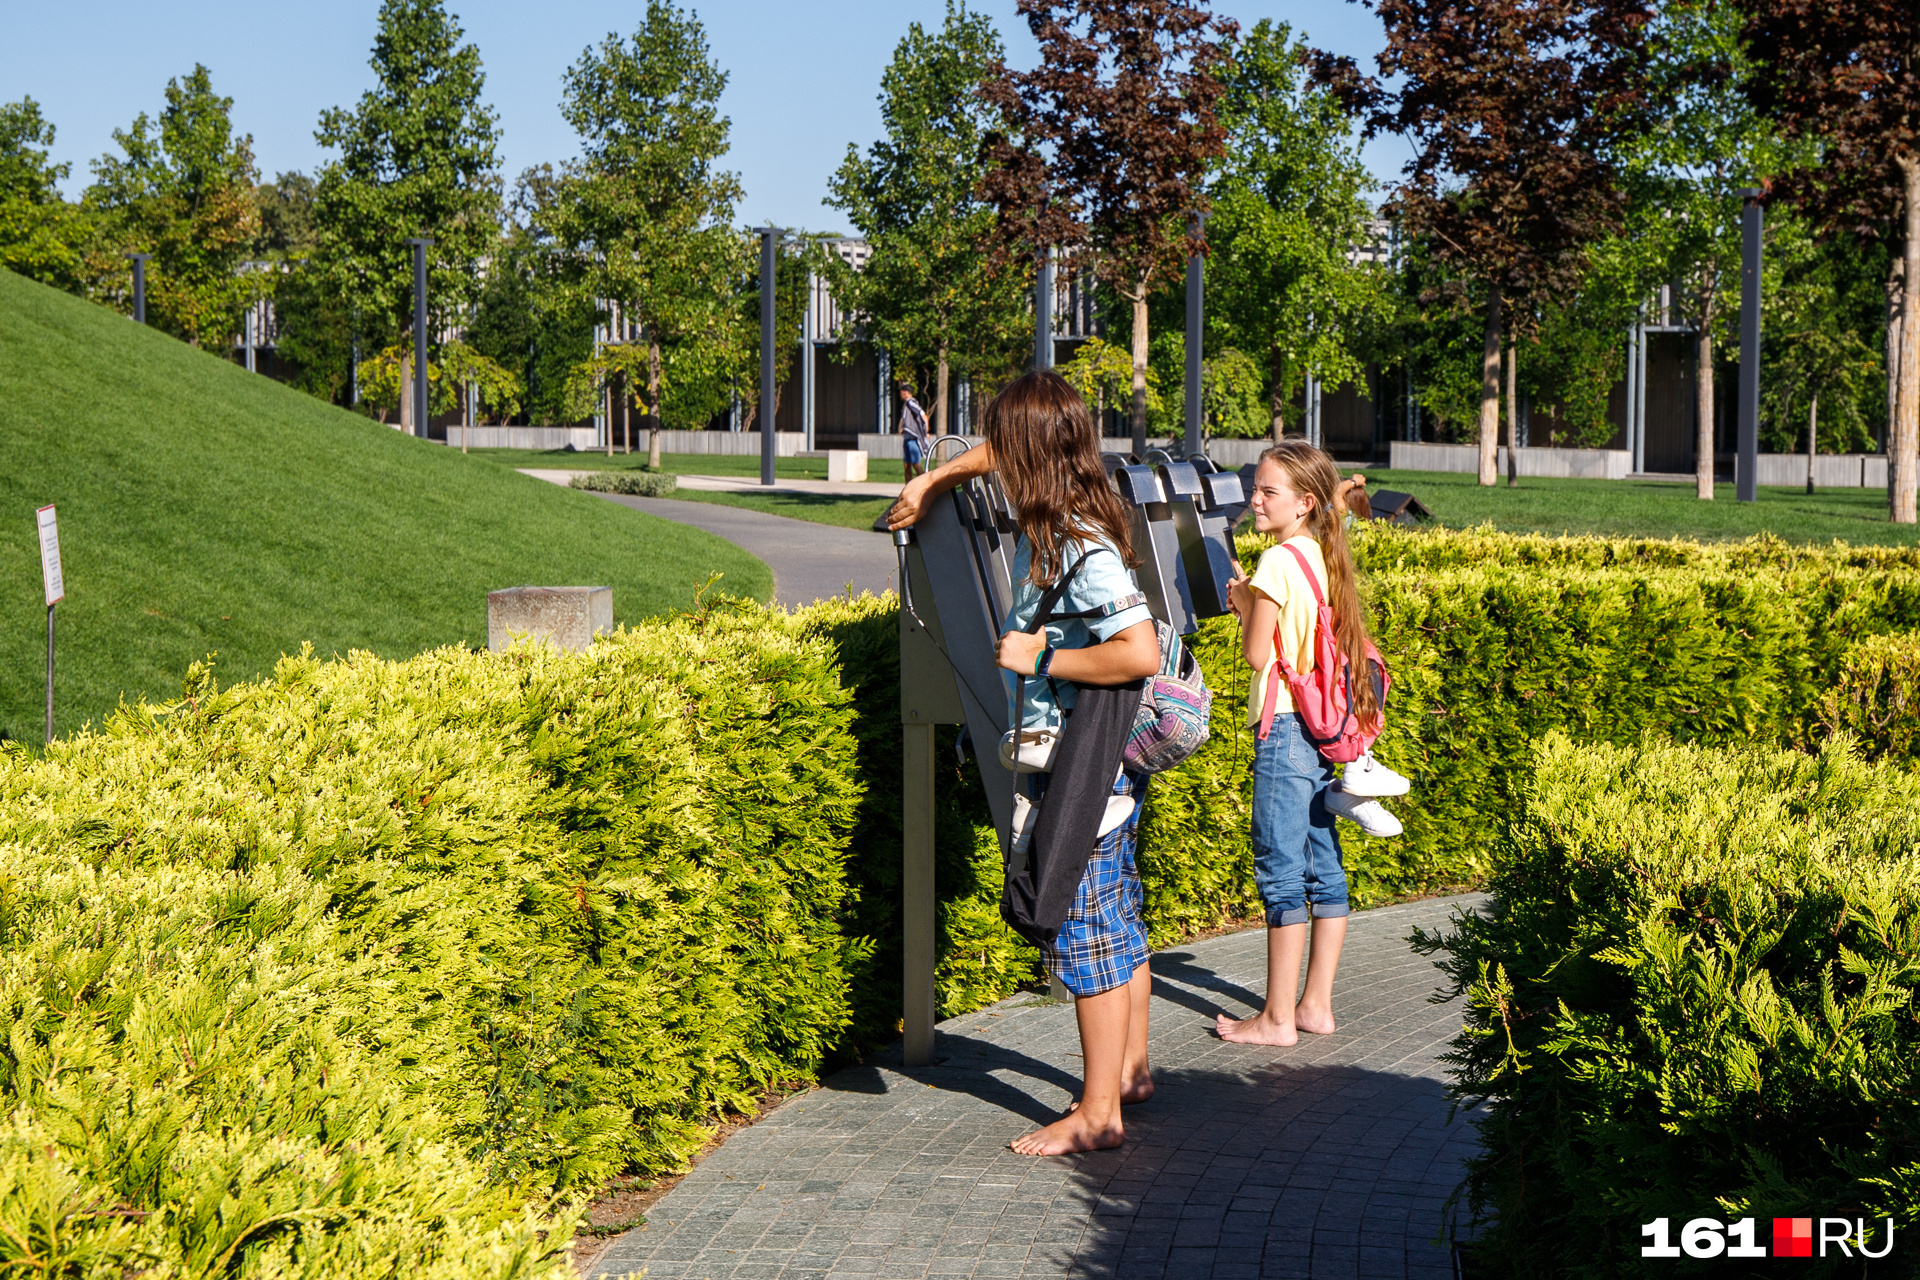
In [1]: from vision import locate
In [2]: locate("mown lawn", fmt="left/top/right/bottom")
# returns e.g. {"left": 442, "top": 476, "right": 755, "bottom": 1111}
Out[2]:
{"left": 0, "top": 268, "right": 770, "bottom": 741}
{"left": 1373, "top": 468, "right": 1920, "bottom": 546}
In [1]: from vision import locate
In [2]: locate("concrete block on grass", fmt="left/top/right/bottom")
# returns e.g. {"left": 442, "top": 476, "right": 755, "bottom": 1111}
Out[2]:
{"left": 488, "top": 586, "right": 612, "bottom": 653}
{"left": 828, "top": 450, "right": 869, "bottom": 483}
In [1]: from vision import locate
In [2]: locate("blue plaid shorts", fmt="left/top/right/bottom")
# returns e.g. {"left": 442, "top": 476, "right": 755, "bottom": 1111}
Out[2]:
{"left": 1037, "top": 769, "right": 1152, "bottom": 997}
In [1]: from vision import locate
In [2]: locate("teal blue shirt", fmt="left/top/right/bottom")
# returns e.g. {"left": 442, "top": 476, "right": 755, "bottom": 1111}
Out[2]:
{"left": 1005, "top": 536, "right": 1152, "bottom": 730}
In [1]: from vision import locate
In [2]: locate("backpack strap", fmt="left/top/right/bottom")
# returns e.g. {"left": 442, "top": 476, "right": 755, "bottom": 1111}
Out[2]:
{"left": 1255, "top": 542, "right": 1326, "bottom": 741}
{"left": 1281, "top": 541, "right": 1327, "bottom": 606}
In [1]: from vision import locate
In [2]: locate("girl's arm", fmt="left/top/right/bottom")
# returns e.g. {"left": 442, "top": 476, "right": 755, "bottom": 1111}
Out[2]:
{"left": 994, "top": 620, "right": 1160, "bottom": 685}
{"left": 1226, "top": 574, "right": 1280, "bottom": 671}
{"left": 885, "top": 442, "right": 994, "bottom": 530}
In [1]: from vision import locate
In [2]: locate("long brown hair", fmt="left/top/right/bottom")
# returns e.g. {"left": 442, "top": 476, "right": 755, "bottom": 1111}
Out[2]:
{"left": 983, "top": 371, "right": 1136, "bottom": 585}
{"left": 1261, "top": 441, "right": 1380, "bottom": 722}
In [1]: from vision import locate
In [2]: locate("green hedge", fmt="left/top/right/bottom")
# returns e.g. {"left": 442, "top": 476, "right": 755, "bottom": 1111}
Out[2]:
{"left": 0, "top": 609, "right": 864, "bottom": 1274}
{"left": 1822, "top": 633, "right": 1920, "bottom": 760}
{"left": 571, "top": 470, "right": 678, "bottom": 497}
{"left": 6, "top": 523, "right": 1918, "bottom": 1275}
{"left": 1428, "top": 733, "right": 1920, "bottom": 1276}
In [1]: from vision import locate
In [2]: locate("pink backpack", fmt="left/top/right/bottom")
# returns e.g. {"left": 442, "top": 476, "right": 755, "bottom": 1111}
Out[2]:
{"left": 1256, "top": 542, "right": 1388, "bottom": 764}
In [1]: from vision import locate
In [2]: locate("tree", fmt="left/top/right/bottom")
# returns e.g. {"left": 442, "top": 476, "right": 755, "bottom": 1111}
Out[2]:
{"left": 311, "top": 0, "right": 501, "bottom": 406}
{"left": 84, "top": 65, "right": 260, "bottom": 347}
{"left": 981, "top": 0, "right": 1237, "bottom": 454}
{"left": 1207, "top": 21, "right": 1382, "bottom": 442}
{"left": 827, "top": 1, "right": 1031, "bottom": 434}
{"left": 1316, "top": 0, "right": 1648, "bottom": 485}
{"left": 1743, "top": 0, "right": 1920, "bottom": 521}
{"left": 541, "top": 1, "right": 745, "bottom": 466}
{"left": 255, "top": 171, "right": 318, "bottom": 259}
{"left": 1617, "top": 0, "right": 1787, "bottom": 499}
{"left": 0, "top": 97, "right": 87, "bottom": 288}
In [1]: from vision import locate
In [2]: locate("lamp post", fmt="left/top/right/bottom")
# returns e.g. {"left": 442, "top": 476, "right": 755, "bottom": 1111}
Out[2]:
{"left": 1184, "top": 216, "right": 1206, "bottom": 459}
{"left": 126, "top": 253, "right": 150, "bottom": 323}
{"left": 760, "top": 226, "right": 778, "bottom": 486}
{"left": 1736, "top": 190, "right": 1762, "bottom": 502}
{"left": 405, "top": 237, "right": 433, "bottom": 439}
{"left": 1033, "top": 247, "right": 1054, "bottom": 372}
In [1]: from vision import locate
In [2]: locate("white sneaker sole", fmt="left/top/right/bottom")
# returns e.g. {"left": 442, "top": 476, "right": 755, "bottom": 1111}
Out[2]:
{"left": 1324, "top": 791, "right": 1404, "bottom": 838}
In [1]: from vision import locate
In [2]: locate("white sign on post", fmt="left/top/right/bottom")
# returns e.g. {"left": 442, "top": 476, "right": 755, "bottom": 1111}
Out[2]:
{"left": 37, "top": 505, "right": 62, "bottom": 606}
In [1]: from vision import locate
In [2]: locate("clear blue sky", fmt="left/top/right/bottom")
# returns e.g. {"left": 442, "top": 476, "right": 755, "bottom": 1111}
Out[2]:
{"left": 6, "top": 1, "right": 1410, "bottom": 226}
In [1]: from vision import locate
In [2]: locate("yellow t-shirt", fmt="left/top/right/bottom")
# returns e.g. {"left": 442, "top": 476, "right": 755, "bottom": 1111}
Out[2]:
{"left": 1245, "top": 535, "right": 1327, "bottom": 726}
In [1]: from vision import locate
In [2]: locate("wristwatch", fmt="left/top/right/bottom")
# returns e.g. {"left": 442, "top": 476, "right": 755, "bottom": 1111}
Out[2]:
{"left": 1036, "top": 645, "right": 1058, "bottom": 676}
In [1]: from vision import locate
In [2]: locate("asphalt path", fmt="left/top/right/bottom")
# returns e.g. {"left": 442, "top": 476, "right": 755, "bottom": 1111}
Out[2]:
{"left": 585, "top": 492, "right": 898, "bottom": 609}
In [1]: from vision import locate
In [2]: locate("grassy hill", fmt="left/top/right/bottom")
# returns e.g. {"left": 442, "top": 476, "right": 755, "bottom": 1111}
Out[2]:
{"left": 0, "top": 268, "right": 771, "bottom": 742}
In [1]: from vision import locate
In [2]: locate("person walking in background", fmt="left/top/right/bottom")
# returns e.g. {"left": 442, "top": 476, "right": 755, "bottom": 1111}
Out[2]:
{"left": 886, "top": 372, "right": 1162, "bottom": 1154}
{"left": 898, "top": 381, "right": 930, "bottom": 481}
{"left": 1217, "top": 441, "right": 1403, "bottom": 1046}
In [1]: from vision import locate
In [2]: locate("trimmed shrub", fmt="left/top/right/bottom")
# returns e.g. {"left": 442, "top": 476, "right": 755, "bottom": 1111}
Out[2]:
{"left": 570, "top": 470, "right": 677, "bottom": 496}
{"left": 1821, "top": 633, "right": 1920, "bottom": 761}
{"left": 0, "top": 607, "right": 865, "bottom": 1273}
{"left": 1427, "top": 733, "right": 1920, "bottom": 1276}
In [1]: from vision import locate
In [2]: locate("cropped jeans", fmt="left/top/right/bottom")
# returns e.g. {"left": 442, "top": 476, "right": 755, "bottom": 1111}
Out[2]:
{"left": 1251, "top": 711, "right": 1351, "bottom": 928}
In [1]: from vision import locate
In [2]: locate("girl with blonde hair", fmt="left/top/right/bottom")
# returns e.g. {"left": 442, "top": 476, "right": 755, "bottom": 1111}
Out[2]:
{"left": 1218, "top": 440, "right": 1396, "bottom": 1045}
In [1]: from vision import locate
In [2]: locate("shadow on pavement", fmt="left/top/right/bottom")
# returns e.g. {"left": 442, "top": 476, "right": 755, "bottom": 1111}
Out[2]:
{"left": 1061, "top": 1060, "right": 1479, "bottom": 1280}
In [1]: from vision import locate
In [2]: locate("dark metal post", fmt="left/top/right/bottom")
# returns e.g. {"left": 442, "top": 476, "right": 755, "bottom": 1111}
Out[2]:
{"left": 760, "top": 226, "right": 778, "bottom": 487}
{"left": 1737, "top": 190, "right": 1762, "bottom": 502}
{"left": 1033, "top": 248, "right": 1053, "bottom": 372}
{"left": 126, "top": 253, "right": 150, "bottom": 323}
{"left": 406, "top": 237, "right": 432, "bottom": 439}
{"left": 1184, "top": 217, "right": 1205, "bottom": 458}
{"left": 44, "top": 605, "right": 54, "bottom": 745}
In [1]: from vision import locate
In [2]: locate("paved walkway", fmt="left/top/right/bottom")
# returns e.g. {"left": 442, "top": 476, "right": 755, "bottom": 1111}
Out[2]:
{"left": 522, "top": 469, "right": 904, "bottom": 499}
{"left": 576, "top": 491, "right": 899, "bottom": 608}
{"left": 589, "top": 894, "right": 1484, "bottom": 1280}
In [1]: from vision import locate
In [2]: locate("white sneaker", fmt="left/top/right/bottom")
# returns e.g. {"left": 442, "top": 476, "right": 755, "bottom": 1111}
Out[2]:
{"left": 1338, "top": 752, "right": 1410, "bottom": 798}
{"left": 1325, "top": 789, "right": 1404, "bottom": 837}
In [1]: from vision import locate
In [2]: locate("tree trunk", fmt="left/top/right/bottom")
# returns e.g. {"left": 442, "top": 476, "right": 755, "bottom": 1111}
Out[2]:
{"left": 1696, "top": 285, "right": 1716, "bottom": 500}
{"left": 1889, "top": 256, "right": 1904, "bottom": 460}
{"left": 1270, "top": 346, "right": 1287, "bottom": 442}
{"left": 1478, "top": 283, "right": 1502, "bottom": 486}
{"left": 622, "top": 371, "right": 632, "bottom": 454}
{"left": 399, "top": 351, "right": 413, "bottom": 434}
{"left": 462, "top": 378, "right": 470, "bottom": 454}
{"left": 1893, "top": 252, "right": 1908, "bottom": 513}
{"left": 606, "top": 377, "right": 615, "bottom": 458}
{"left": 1130, "top": 285, "right": 1150, "bottom": 457}
{"left": 1504, "top": 338, "right": 1519, "bottom": 487}
{"left": 648, "top": 336, "right": 664, "bottom": 469}
{"left": 1896, "top": 157, "right": 1920, "bottom": 525}
{"left": 935, "top": 349, "right": 950, "bottom": 437}
{"left": 1807, "top": 389, "right": 1819, "bottom": 494}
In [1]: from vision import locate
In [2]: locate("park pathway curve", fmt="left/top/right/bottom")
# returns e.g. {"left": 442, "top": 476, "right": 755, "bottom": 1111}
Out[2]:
{"left": 588, "top": 893, "right": 1485, "bottom": 1280}
{"left": 569, "top": 490, "right": 898, "bottom": 608}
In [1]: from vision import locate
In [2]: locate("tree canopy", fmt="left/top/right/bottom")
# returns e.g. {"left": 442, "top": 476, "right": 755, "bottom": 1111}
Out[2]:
{"left": 83, "top": 65, "right": 260, "bottom": 348}
{"left": 827, "top": 0, "right": 1031, "bottom": 432}
{"left": 310, "top": 0, "right": 501, "bottom": 350}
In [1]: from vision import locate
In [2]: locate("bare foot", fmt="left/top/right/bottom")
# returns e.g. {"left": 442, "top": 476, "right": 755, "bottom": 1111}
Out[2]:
{"left": 1294, "top": 1003, "right": 1336, "bottom": 1035}
{"left": 1065, "top": 1072, "right": 1154, "bottom": 1113}
{"left": 1010, "top": 1108, "right": 1124, "bottom": 1155}
{"left": 1216, "top": 1010, "right": 1298, "bottom": 1046}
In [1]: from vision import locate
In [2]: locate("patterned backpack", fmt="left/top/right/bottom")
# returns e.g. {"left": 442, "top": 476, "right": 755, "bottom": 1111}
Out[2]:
{"left": 1124, "top": 620, "right": 1212, "bottom": 774}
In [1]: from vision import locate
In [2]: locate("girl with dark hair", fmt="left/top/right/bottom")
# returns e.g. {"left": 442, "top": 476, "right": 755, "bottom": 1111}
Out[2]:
{"left": 888, "top": 371, "right": 1161, "bottom": 1155}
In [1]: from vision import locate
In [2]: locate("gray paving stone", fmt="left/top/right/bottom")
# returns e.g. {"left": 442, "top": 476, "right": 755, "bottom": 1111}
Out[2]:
{"left": 588, "top": 894, "right": 1485, "bottom": 1280}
